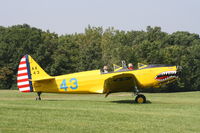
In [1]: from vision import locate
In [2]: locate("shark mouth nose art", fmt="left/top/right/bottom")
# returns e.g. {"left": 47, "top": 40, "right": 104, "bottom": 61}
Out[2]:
{"left": 155, "top": 71, "right": 178, "bottom": 81}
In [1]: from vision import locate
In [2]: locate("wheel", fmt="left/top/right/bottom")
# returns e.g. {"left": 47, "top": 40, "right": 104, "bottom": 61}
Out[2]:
{"left": 36, "top": 92, "right": 42, "bottom": 100}
{"left": 135, "top": 94, "right": 146, "bottom": 103}
{"left": 36, "top": 97, "right": 41, "bottom": 100}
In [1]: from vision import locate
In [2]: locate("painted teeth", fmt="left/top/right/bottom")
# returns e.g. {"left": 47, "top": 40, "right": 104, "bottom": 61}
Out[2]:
{"left": 160, "top": 71, "right": 177, "bottom": 75}
{"left": 156, "top": 71, "right": 178, "bottom": 81}
{"left": 161, "top": 71, "right": 176, "bottom": 75}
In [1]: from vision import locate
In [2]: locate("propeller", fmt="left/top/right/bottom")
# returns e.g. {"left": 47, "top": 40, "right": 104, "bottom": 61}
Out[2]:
{"left": 176, "top": 66, "right": 183, "bottom": 78}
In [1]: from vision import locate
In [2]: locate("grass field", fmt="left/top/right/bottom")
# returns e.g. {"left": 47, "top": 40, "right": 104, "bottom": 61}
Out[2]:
{"left": 0, "top": 90, "right": 200, "bottom": 133}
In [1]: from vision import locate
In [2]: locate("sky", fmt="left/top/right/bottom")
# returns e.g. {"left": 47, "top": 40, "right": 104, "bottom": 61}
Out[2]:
{"left": 0, "top": 0, "right": 200, "bottom": 35}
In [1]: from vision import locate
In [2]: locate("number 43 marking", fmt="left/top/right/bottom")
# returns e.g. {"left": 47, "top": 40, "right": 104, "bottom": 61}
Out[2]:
{"left": 60, "top": 78, "right": 78, "bottom": 91}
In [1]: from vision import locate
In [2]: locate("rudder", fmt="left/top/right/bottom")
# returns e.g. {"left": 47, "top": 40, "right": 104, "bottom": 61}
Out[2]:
{"left": 17, "top": 55, "right": 33, "bottom": 92}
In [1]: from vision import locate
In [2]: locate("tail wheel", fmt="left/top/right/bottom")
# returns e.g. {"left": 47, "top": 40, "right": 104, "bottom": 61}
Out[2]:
{"left": 135, "top": 94, "right": 146, "bottom": 103}
{"left": 36, "top": 97, "right": 41, "bottom": 100}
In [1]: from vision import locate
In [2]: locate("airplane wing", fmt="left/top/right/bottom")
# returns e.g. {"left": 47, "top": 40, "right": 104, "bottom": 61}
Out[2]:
{"left": 104, "top": 73, "right": 138, "bottom": 96}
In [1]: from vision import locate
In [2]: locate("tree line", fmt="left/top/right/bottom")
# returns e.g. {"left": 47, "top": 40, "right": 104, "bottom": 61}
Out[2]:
{"left": 0, "top": 24, "right": 200, "bottom": 92}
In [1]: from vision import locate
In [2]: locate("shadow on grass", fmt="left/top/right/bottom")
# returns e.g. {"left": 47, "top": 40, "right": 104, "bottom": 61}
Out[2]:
{"left": 111, "top": 100, "right": 151, "bottom": 104}
{"left": 44, "top": 99, "right": 67, "bottom": 101}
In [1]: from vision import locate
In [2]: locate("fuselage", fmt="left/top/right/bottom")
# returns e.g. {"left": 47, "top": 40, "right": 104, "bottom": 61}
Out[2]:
{"left": 32, "top": 65, "right": 178, "bottom": 94}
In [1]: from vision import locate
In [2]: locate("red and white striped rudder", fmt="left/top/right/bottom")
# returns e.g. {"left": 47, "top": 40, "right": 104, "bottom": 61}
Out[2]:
{"left": 17, "top": 55, "right": 33, "bottom": 92}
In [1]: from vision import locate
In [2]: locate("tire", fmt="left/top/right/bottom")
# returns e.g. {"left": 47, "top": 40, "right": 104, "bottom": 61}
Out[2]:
{"left": 36, "top": 97, "right": 41, "bottom": 100}
{"left": 135, "top": 94, "right": 146, "bottom": 103}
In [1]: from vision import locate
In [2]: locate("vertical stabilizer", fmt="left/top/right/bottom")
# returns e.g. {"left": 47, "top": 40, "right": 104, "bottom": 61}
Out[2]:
{"left": 17, "top": 55, "right": 52, "bottom": 92}
{"left": 28, "top": 55, "right": 51, "bottom": 81}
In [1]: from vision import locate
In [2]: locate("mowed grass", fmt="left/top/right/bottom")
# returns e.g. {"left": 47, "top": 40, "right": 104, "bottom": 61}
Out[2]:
{"left": 0, "top": 90, "right": 200, "bottom": 133}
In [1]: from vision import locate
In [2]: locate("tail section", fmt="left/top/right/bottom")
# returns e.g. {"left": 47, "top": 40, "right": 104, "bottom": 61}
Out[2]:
{"left": 17, "top": 55, "right": 52, "bottom": 92}
{"left": 17, "top": 55, "right": 33, "bottom": 92}
{"left": 28, "top": 55, "right": 51, "bottom": 81}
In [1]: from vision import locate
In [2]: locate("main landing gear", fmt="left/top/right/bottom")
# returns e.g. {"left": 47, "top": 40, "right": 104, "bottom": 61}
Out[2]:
{"left": 135, "top": 94, "right": 146, "bottom": 104}
{"left": 134, "top": 86, "right": 146, "bottom": 104}
{"left": 36, "top": 92, "right": 42, "bottom": 100}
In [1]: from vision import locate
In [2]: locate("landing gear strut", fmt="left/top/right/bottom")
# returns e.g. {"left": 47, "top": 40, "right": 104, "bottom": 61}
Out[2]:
{"left": 36, "top": 92, "right": 42, "bottom": 100}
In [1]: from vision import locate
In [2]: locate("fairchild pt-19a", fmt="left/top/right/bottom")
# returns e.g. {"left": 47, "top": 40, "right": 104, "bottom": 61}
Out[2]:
{"left": 17, "top": 55, "right": 180, "bottom": 103}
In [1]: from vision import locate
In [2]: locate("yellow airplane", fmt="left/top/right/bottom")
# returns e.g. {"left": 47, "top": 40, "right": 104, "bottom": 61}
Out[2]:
{"left": 17, "top": 55, "right": 180, "bottom": 103}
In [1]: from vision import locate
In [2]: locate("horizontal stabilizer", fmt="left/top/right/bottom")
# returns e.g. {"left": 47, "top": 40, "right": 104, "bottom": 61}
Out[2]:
{"left": 30, "top": 77, "right": 55, "bottom": 82}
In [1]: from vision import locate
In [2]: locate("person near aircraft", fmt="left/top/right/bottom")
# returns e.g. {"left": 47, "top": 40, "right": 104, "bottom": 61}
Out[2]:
{"left": 103, "top": 65, "right": 109, "bottom": 73}
{"left": 128, "top": 63, "right": 134, "bottom": 70}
